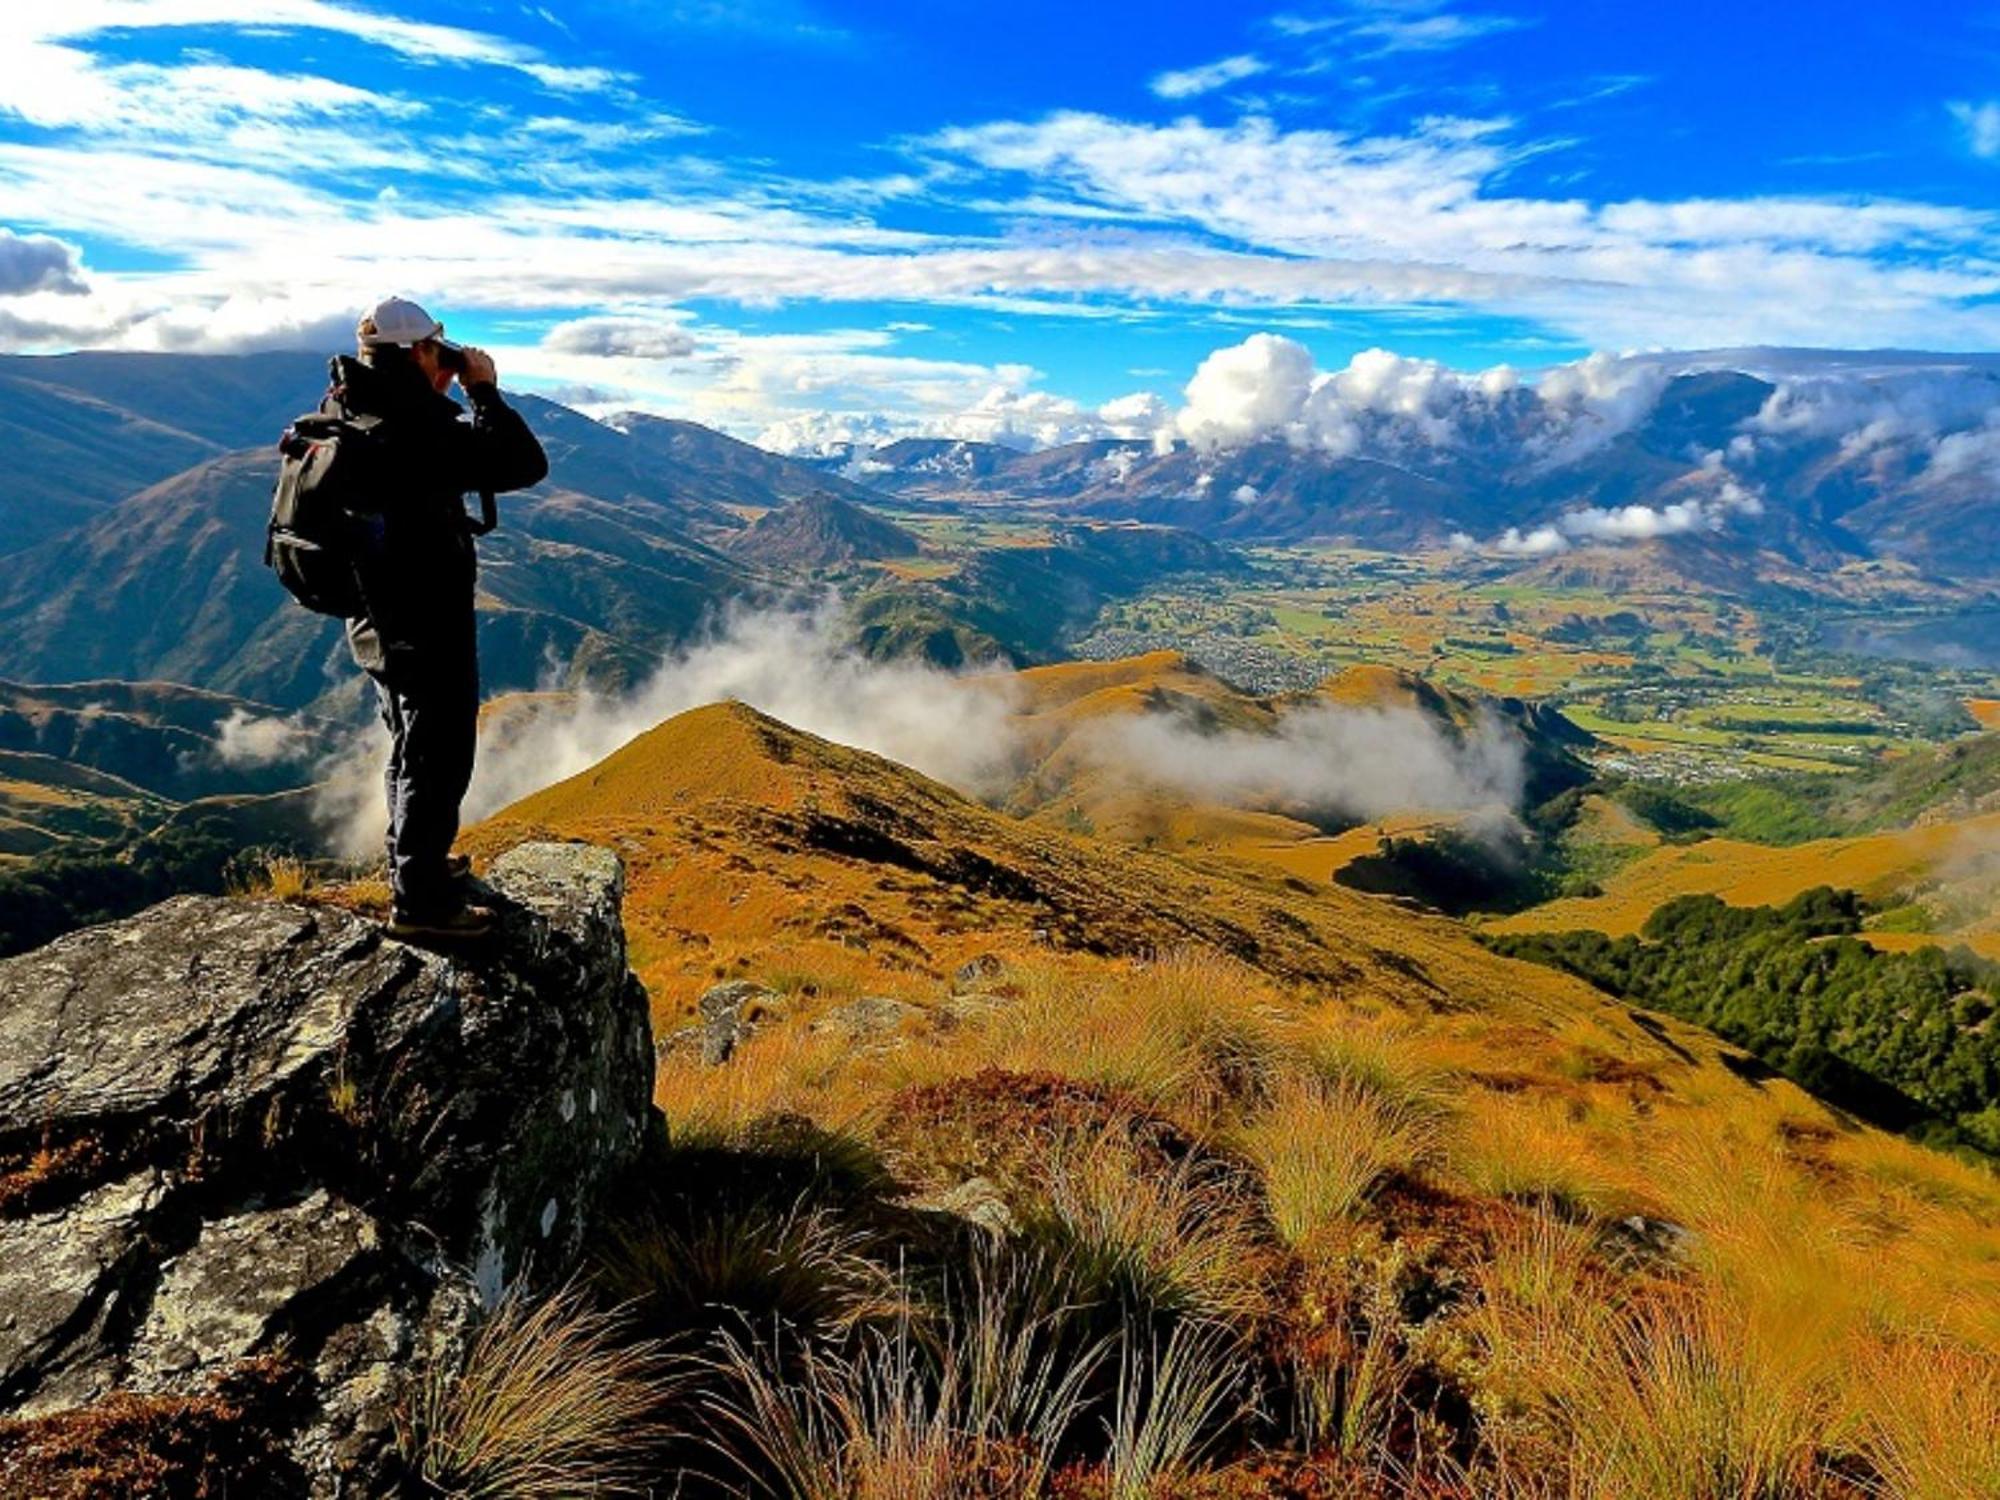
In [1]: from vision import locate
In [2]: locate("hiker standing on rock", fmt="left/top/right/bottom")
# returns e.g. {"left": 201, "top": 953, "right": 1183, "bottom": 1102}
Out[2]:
{"left": 323, "top": 297, "right": 547, "bottom": 940}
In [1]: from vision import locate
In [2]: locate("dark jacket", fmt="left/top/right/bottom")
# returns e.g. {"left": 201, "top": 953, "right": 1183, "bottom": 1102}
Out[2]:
{"left": 323, "top": 353, "right": 548, "bottom": 679}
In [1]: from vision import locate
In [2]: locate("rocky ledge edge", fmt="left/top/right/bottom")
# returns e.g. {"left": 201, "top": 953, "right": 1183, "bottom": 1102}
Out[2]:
{"left": 0, "top": 841, "right": 659, "bottom": 1494}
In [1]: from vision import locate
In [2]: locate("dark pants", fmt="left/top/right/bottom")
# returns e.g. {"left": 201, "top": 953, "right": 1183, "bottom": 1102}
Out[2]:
{"left": 373, "top": 642, "right": 478, "bottom": 917}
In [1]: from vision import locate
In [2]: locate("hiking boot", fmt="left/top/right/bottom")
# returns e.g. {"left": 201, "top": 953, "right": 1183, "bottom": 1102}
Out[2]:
{"left": 388, "top": 900, "right": 495, "bottom": 943}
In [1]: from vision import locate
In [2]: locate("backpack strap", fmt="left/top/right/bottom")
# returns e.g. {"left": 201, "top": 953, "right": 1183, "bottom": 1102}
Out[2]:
{"left": 465, "top": 490, "right": 498, "bottom": 536}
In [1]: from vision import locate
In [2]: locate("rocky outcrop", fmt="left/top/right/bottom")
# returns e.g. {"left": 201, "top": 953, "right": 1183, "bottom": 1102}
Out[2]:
{"left": 0, "top": 841, "right": 658, "bottom": 1494}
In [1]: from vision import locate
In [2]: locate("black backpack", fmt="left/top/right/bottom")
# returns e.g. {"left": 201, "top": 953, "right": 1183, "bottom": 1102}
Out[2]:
{"left": 266, "top": 406, "right": 499, "bottom": 619}
{"left": 266, "top": 411, "right": 382, "bottom": 618}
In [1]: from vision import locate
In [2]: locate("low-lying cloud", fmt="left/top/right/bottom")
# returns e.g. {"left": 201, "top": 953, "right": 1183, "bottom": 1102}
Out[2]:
{"left": 310, "top": 603, "right": 1535, "bottom": 859}
{"left": 209, "top": 707, "right": 311, "bottom": 767}
{"left": 313, "top": 602, "right": 1025, "bottom": 857}
{"left": 1168, "top": 336, "right": 1669, "bottom": 465}
{"left": 1079, "top": 702, "right": 1527, "bottom": 823}
{"left": 1458, "top": 453, "right": 1764, "bottom": 556}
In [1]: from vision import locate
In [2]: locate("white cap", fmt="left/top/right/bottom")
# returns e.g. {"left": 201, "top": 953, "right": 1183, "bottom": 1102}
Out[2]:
{"left": 357, "top": 295, "right": 443, "bottom": 347}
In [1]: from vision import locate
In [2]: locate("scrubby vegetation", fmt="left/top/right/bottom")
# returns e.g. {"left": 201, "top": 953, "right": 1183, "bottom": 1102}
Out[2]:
{"left": 1488, "top": 888, "right": 2000, "bottom": 1153}
{"left": 1658, "top": 732, "right": 2000, "bottom": 845}
{"left": 405, "top": 948, "right": 2000, "bottom": 1496}
{"left": 0, "top": 817, "right": 251, "bottom": 958}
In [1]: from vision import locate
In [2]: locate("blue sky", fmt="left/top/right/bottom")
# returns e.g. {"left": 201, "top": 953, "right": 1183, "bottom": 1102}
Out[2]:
{"left": 1, "top": 1, "right": 1997, "bottom": 448}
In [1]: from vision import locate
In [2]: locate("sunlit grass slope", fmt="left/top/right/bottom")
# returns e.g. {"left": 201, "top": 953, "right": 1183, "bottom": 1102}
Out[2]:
{"left": 1490, "top": 809, "right": 2000, "bottom": 950}
{"left": 454, "top": 694, "right": 2000, "bottom": 1494}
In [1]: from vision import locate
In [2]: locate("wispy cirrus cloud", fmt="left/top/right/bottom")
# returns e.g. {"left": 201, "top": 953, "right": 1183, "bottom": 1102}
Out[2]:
{"left": 927, "top": 110, "right": 2000, "bottom": 348}
{"left": 1150, "top": 54, "right": 1271, "bottom": 100}
{"left": 1, "top": 1, "right": 626, "bottom": 92}
{"left": 1271, "top": 1, "right": 1533, "bottom": 57}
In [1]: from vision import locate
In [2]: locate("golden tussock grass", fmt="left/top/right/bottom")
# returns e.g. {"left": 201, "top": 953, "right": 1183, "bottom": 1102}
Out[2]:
{"left": 636, "top": 912, "right": 2000, "bottom": 1493}
{"left": 1445, "top": 1089, "right": 1637, "bottom": 1219}
{"left": 1236, "top": 1076, "right": 1442, "bottom": 1245}
{"left": 1848, "top": 1335, "right": 2000, "bottom": 1500}
{"left": 1037, "top": 1140, "right": 1273, "bottom": 1327}
{"left": 401, "top": 1287, "right": 675, "bottom": 1499}
{"left": 229, "top": 852, "right": 314, "bottom": 902}
{"left": 1557, "top": 1290, "right": 1838, "bottom": 1500}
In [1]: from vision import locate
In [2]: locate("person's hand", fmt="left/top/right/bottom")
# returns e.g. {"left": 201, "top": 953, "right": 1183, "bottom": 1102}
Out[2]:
{"left": 457, "top": 345, "right": 497, "bottom": 388}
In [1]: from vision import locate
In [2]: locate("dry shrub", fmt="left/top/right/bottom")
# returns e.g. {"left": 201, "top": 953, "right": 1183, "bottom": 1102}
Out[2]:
{"left": 1236, "top": 1076, "right": 1441, "bottom": 1246}
{"left": 1285, "top": 1249, "right": 1413, "bottom": 1463}
{"left": 0, "top": 1357, "right": 301, "bottom": 1499}
{"left": 402, "top": 1287, "right": 675, "bottom": 1499}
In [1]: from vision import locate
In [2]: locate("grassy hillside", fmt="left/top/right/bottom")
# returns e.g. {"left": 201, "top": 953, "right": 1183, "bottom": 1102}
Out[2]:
{"left": 1489, "top": 809, "right": 2000, "bottom": 958}
{"left": 426, "top": 699, "right": 2000, "bottom": 1498}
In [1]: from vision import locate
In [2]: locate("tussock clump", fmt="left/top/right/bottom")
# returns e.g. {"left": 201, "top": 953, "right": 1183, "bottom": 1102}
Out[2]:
{"left": 1237, "top": 1076, "right": 1443, "bottom": 1246}
{"left": 401, "top": 1287, "right": 675, "bottom": 1500}
{"left": 1850, "top": 1335, "right": 2000, "bottom": 1500}
{"left": 1029, "top": 1144, "right": 1275, "bottom": 1329}
{"left": 1102, "top": 1321, "right": 1252, "bottom": 1498}
{"left": 703, "top": 1252, "right": 1112, "bottom": 1499}
{"left": 595, "top": 1196, "right": 907, "bottom": 1347}
{"left": 229, "top": 851, "right": 315, "bottom": 902}
{"left": 1556, "top": 1292, "right": 1837, "bottom": 1500}
{"left": 1446, "top": 1091, "right": 1630, "bottom": 1220}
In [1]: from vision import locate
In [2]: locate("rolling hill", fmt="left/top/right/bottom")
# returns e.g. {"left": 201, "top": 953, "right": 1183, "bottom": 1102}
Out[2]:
{"left": 994, "top": 652, "right": 1592, "bottom": 870}
{"left": 469, "top": 697, "right": 1604, "bottom": 1025}
{"left": 724, "top": 490, "right": 919, "bottom": 569}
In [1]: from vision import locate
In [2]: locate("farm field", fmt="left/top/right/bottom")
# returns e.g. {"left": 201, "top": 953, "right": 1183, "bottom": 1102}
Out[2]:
{"left": 1080, "top": 546, "right": 1998, "bottom": 788}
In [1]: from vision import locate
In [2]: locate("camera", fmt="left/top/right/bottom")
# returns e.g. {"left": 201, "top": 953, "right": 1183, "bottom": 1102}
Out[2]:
{"left": 434, "top": 339, "right": 468, "bottom": 375}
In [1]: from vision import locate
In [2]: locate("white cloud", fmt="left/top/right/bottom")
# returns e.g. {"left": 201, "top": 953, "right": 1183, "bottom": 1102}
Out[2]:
{"left": 1491, "top": 525, "right": 1568, "bottom": 556}
{"left": 1749, "top": 367, "right": 2000, "bottom": 484}
{"left": 1468, "top": 453, "right": 1766, "bottom": 555}
{"left": 315, "top": 599, "right": 1537, "bottom": 855}
{"left": 1166, "top": 334, "right": 1670, "bottom": 462}
{"left": 1081, "top": 699, "right": 1527, "bottom": 821}
{"left": 313, "top": 601, "right": 1027, "bottom": 854}
{"left": 751, "top": 371, "right": 1170, "bottom": 455}
{"left": 3, "top": 3, "right": 623, "bottom": 94}
{"left": 1150, "top": 54, "right": 1269, "bottom": 100}
{"left": 541, "top": 315, "right": 700, "bottom": 360}
{"left": 1952, "top": 100, "right": 2000, "bottom": 160}
{"left": 210, "top": 708, "right": 311, "bottom": 767}
{"left": 928, "top": 111, "right": 2000, "bottom": 349}
{"left": 1175, "top": 332, "right": 1316, "bottom": 451}
{"left": 1349, "top": 11, "right": 1532, "bottom": 55}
